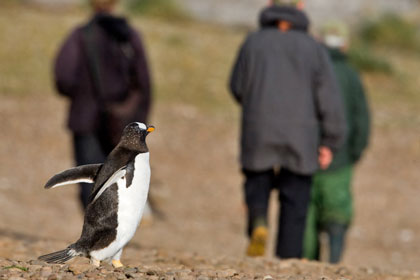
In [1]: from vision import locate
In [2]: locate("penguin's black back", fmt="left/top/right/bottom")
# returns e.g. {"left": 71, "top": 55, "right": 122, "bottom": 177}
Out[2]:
{"left": 74, "top": 183, "right": 119, "bottom": 252}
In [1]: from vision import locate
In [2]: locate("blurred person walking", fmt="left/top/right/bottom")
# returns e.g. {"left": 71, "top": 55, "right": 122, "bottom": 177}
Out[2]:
{"left": 54, "top": 0, "right": 152, "bottom": 210}
{"left": 229, "top": 0, "right": 347, "bottom": 259}
{"left": 303, "top": 21, "right": 371, "bottom": 263}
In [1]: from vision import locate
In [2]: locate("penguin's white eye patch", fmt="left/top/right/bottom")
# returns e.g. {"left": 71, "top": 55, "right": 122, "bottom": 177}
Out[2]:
{"left": 135, "top": 122, "right": 147, "bottom": 130}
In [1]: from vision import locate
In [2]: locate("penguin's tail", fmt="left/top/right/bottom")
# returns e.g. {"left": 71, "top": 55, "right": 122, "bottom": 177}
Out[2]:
{"left": 38, "top": 248, "right": 81, "bottom": 264}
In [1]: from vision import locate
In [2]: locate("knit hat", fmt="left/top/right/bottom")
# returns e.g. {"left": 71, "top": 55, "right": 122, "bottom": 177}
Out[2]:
{"left": 321, "top": 20, "right": 350, "bottom": 48}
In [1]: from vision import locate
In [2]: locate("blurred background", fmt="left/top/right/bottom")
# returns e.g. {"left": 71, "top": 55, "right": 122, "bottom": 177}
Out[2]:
{"left": 0, "top": 0, "right": 419, "bottom": 273}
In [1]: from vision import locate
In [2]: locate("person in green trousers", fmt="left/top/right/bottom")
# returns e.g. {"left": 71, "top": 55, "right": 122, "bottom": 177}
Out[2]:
{"left": 303, "top": 21, "right": 371, "bottom": 263}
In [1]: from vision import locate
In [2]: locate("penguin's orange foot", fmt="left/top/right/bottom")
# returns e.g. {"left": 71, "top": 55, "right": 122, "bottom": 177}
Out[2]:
{"left": 112, "top": 260, "right": 123, "bottom": 268}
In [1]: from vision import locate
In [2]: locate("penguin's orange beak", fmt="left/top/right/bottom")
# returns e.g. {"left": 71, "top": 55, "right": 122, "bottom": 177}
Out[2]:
{"left": 147, "top": 126, "right": 155, "bottom": 133}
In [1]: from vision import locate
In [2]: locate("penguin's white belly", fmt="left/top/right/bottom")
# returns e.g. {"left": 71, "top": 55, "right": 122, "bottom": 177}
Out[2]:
{"left": 90, "top": 153, "right": 150, "bottom": 261}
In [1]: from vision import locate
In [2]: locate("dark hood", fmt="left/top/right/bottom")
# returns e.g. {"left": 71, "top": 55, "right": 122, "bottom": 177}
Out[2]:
{"left": 259, "top": 5, "right": 309, "bottom": 32}
{"left": 93, "top": 13, "right": 131, "bottom": 42}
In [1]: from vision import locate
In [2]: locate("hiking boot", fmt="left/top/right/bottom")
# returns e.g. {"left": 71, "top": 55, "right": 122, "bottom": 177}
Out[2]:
{"left": 246, "top": 226, "right": 268, "bottom": 257}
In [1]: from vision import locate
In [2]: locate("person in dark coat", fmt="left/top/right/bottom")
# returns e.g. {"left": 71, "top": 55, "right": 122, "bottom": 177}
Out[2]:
{"left": 303, "top": 21, "right": 370, "bottom": 263}
{"left": 229, "top": 0, "right": 347, "bottom": 259}
{"left": 54, "top": 0, "right": 152, "bottom": 210}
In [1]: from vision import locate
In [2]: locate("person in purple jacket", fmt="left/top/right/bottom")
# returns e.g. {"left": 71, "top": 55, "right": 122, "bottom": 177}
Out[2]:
{"left": 54, "top": 0, "right": 152, "bottom": 210}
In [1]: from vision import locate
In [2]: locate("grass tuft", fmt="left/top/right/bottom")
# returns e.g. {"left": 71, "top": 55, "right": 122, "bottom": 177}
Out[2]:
{"left": 4, "top": 265, "right": 29, "bottom": 272}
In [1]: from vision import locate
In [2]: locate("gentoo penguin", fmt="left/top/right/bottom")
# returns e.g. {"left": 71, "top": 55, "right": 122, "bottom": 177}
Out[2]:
{"left": 39, "top": 122, "right": 154, "bottom": 268}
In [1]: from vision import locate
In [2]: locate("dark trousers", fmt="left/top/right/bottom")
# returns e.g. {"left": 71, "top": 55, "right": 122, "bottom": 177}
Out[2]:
{"left": 243, "top": 168, "right": 312, "bottom": 259}
{"left": 73, "top": 132, "right": 113, "bottom": 210}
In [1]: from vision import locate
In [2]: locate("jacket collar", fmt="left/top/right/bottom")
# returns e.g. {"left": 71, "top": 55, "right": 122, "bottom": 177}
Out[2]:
{"left": 92, "top": 12, "right": 131, "bottom": 42}
{"left": 259, "top": 5, "right": 309, "bottom": 32}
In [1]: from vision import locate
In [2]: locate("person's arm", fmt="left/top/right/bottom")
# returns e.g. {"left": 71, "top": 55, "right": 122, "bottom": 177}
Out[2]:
{"left": 54, "top": 29, "right": 82, "bottom": 97}
{"left": 229, "top": 40, "right": 249, "bottom": 104}
{"left": 131, "top": 30, "right": 152, "bottom": 119}
{"left": 314, "top": 46, "right": 348, "bottom": 157}
{"left": 349, "top": 71, "right": 370, "bottom": 163}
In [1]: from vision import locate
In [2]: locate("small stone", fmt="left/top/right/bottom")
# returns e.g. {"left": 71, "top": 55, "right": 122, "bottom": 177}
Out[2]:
{"left": 114, "top": 267, "right": 125, "bottom": 274}
{"left": 68, "top": 263, "right": 94, "bottom": 275}
{"left": 61, "top": 273, "right": 76, "bottom": 280}
{"left": 8, "top": 277, "right": 26, "bottom": 280}
{"left": 28, "top": 265, "right": 42, "bottom": 272}
{"left": 263, "top": 276, "right": 274, "bottom": 280}
{"left": 124, "top": 267, "right": 137, "bottom": 274}
{"left": 126, "top": 272, "right": 143, "bottom": 279}
{"left": 52, "top": 264, "right": 65, "bottom": 273}
{"left": 336, "top": 267, "right": 350, "bottom": 276}
{"left": 100, "top": 268, "right": 109, "bottom": 274}
{"left": 216, "top": 269, "right": 238, "bottom": 278}
{"left": 47, "top": 274, "right": 58, "bottom": 280}
{"left": 174, "top": 269, "right": 192, "bottom": 277}
{"left": 41, "top": 266, "right": 53, "bottom": 277}
{"left": 85, "top": 271, "right": 98, "bottom": 278}
{"left": 137, "top": 267, "right": 148, "bottom": 274}
{"left": 117, "top": 272, "right": 127, "bottom": 280}
{"left": 194, "top": 269, "right": 216, "bottom": 278}
{"left": 196, "top": 276, "right": 209, "bottom": 280}
{"left": 101, "top": 263, "right": 114, "bottom": 271}
{"left": 146, "top": 270, "right": 156, "bottom": 275}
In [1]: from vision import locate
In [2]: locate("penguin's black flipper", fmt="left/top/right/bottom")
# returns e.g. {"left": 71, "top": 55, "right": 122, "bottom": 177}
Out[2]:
{"left": 91, "top": 168, "right": 127, "bottom": 203}
{"left": 38, "top": 248, "right": 81, "bottom": 264}
{"left": 45, "top": 164, "right": 103, "bottom": 189}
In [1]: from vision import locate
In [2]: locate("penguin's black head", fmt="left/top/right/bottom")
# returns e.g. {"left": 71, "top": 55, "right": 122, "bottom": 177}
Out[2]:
{"left": 119, "top": 122, "right": 154, "bottom": 152}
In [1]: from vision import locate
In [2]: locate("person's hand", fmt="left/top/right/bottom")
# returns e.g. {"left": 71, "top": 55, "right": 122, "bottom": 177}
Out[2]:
{"left": 318, "top": 146, "right": 333, "bottom": 170}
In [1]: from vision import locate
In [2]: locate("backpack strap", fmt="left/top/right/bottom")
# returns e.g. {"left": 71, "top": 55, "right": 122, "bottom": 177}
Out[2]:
{"left": 81, "top": 21, "right": 106, "bottom": 106}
